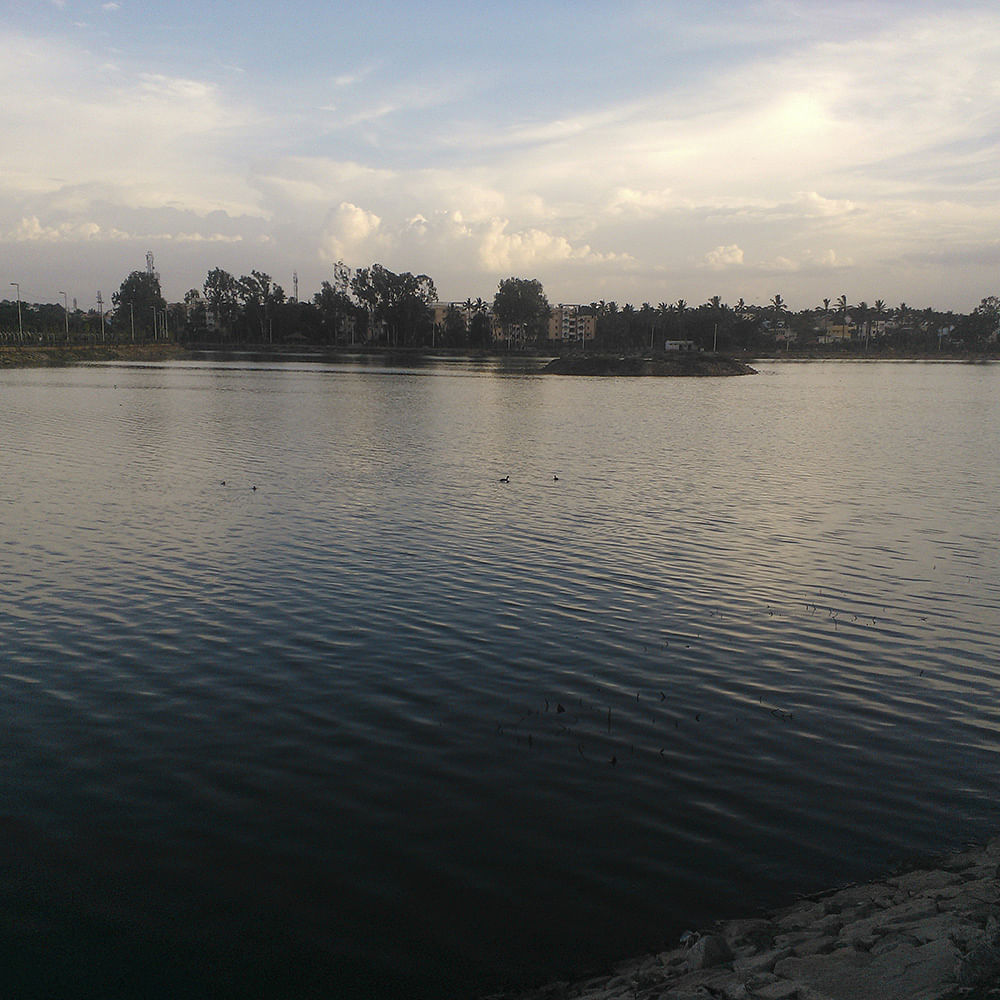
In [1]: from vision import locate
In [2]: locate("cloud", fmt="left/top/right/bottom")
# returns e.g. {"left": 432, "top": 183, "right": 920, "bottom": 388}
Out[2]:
{"left": 319, "top": 202, "right": 383, "bottom": 260}
{"left": 7, "top": 214, "right": 246, "bottom": 246}
{"left": 9, "top": 216, "right": 110, "bottom": 242}
{"left": 607, "top": 187, "right": 683, "bottom": 217}
{"left": 703, "top": 245, "right": 744, "bottom": 270}
{"left": 477, "top": 218, "right": 625, "bottom": 272}
{"left": 757, "top": 249, "right": 854, "bottom": 273}
{"left": 0, "top": 31, "right": 263, "bottom": 218}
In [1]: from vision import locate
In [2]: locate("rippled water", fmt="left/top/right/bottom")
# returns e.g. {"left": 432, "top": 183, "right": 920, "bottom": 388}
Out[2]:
{"left": 2, "top": 358, "right": 999, "bottom": 998}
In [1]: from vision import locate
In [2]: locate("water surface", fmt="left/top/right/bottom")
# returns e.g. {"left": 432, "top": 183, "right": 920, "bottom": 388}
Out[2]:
{"left": 2, "top": 359, "right": 999, "bottom": 998}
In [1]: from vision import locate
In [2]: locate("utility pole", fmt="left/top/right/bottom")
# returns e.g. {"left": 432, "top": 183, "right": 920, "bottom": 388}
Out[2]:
{"left": 10, "top": 283, "right": 22, "bottom": 341}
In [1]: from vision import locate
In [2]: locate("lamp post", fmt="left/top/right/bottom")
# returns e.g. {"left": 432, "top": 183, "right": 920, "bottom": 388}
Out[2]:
{"left": 10, "top": 282, "right": 22, "bottom": 341}
{"left": 60, "top": 291, "right": 69, "bottom": 341}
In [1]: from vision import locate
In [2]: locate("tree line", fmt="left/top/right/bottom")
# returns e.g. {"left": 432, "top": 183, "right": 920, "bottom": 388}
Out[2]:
{"left": 2, "top": 262, "right": 999, "bottom": 353}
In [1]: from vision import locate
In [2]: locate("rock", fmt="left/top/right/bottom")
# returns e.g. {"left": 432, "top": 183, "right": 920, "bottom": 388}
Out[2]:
{"left": 733, "top": 946, "right": 794, "bottom": 979}
{"left": 745, "top": 981, "right": 801, "bottom": 1000}
{"left": 686, "top": 933, "right": 734, "bottom": 971}
{"left": 955, "top": 942, "right": 1000, "bottom": 988}
{"left": 720, "top": 918, "right": 777, "bottom": 952}
{"left": 792, "top": 935, "right": 842, "bottom": 958}
{"left": 774, "top": 936, "right": 956, "bottom": 1000}
{"left": 956, "top": 915, "right": 1000, "bottom": 988}
{"left": 776, "top": 901, "right": 826, "bottom": 931}
{"left": 887, "top": 868, "right": 963, "bottom": 896}
{"left": 869, "top": 931, "right": 920, "bottom": 956}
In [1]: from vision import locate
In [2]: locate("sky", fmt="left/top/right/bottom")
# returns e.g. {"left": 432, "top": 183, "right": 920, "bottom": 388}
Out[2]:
{"left": 3, "top": 0, "right": 1000, "bottom": 313}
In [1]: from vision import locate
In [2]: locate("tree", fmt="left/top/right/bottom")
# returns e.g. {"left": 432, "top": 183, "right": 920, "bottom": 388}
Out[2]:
{"left": 855, "top": 300, "right": 870, "bottom": 349}
{"left": 956, "top": 296, "right": 1000, "bottom": 348}
{"left": 112, "top": 270, "right": 165, "bottom": 340}
{"left": 492, "top": 277, "right": 550, "bottom": 349}
{"left": 182, "top": 288, "right": 207, "bottom": 341}
{"left": 836, "top": 294, "right": 849, "bottom": 325}
{"left": 469, "top": 298, "right": 492, "bottom": 348}
{"left": 203, "top": 268, "right": 240, "bottom": 343}
{"left": 237, "top": 270, "right": 285, "bottom": 343}
{"left": 314, "top": 280, "right": 356, "bottom": 344}
{"left": 441, "top": 304, "right": 468, "bottom": 348}
{"left": 872, "top": 299, "right": 886, "bottom": 344}
{"left": 350, "top": 263, "right": 437, "bottom": 347}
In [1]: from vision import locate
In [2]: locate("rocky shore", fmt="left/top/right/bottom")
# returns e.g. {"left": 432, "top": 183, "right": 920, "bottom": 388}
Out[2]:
{"left": 493, "top": 838, "right": 1000, "bottom": 1000}
{"left": 541, "top": 354, "right": 757, "bottom": 376}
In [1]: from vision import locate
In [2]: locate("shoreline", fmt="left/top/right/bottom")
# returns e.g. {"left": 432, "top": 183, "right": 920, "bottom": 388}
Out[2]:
{"left": 0, "top": 342, "right": 997, "bottom": 371}
{"left": 0, "top": 343, "right": 193, "bottom": 367}
{"left": 489, "top": 838, "right": 1000, "bottom": 1000}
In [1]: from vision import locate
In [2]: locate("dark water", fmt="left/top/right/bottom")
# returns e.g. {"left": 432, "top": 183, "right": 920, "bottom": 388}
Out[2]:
{"left": 2, "top": 358, "right": 999, "bottom": 998}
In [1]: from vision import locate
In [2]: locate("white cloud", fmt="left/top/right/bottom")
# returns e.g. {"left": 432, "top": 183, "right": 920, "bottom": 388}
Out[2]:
{"left": 703, "top": 245, "right": 744, "bottom": 270}
{"left": 9, "top": 216, "right": 109, "bottom": 241}
{"left": 757, "top": 249, "right": 854, "bottom": 273}
{"left": 477, "top": 218, "right": 623, "bottom": 272}
{"left": 319, "top": 202, "right": 384, "bottom": 260}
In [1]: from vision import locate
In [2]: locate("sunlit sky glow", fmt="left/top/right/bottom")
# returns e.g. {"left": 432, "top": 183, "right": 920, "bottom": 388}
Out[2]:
{"left": 4, "top": 0, "right": 1000, "bottom": 311}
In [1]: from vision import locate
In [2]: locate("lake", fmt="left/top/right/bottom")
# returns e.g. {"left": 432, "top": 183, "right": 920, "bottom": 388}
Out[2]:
{"left": 2, "top": 357, "right": 999, "bottom": 999}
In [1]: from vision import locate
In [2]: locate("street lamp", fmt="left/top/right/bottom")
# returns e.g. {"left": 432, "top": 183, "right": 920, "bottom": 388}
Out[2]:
{"left": 60, "top": 291, "right": 69, "bottom": 341}
{"left": 10, "top": 282, "right": 22, "bottom": 341}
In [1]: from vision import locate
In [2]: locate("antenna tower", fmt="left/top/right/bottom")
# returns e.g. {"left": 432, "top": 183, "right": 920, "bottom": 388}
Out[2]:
{"left": 293, "top": 271, "right": 299, "bottom": 303}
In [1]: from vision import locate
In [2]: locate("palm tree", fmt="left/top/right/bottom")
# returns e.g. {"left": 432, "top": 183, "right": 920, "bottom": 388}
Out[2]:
{"left": 872, "top": 299, "right": 886, "bottom": 345}
{"left": 770, "top": 294, "right": 788, "bottom": 349}
{"left": 896, "top": 302, "right": 909, "bottom": 350}
{"left": 855, "top": 301, "right": 870, "bottom": 350}
{"left": 836, "top": 294, "right": 848, "bottom": 325}
{"left": 819, "top": 298, "right": 831, "bottom": 338}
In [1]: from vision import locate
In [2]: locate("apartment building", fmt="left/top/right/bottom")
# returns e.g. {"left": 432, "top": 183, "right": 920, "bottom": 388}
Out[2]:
{"left": 547, "top": 304, "right": 596, "bottom": 346}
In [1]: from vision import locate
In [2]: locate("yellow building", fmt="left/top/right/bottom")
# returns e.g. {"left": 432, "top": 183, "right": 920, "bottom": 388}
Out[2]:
{"left": 547, "top": 304, "right": 596, "bottom": 346}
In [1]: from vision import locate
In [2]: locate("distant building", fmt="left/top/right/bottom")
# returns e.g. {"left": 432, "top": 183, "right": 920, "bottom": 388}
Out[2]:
{"left": 818, "top": 319, "right": 854, "bottom": 344}
{"left": 430, "top": 301, "right": 469, "bottom": 327}
{"left": 547, "top": 304, "right": 595, "bottom": 346}
{"left": 664, "top": 339, "right": 696, "bottom": 351}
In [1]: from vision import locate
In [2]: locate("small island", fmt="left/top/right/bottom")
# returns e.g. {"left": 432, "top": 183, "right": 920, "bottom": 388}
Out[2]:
{"left": 542, "top": 353, "right": 758, "bottom": 376}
